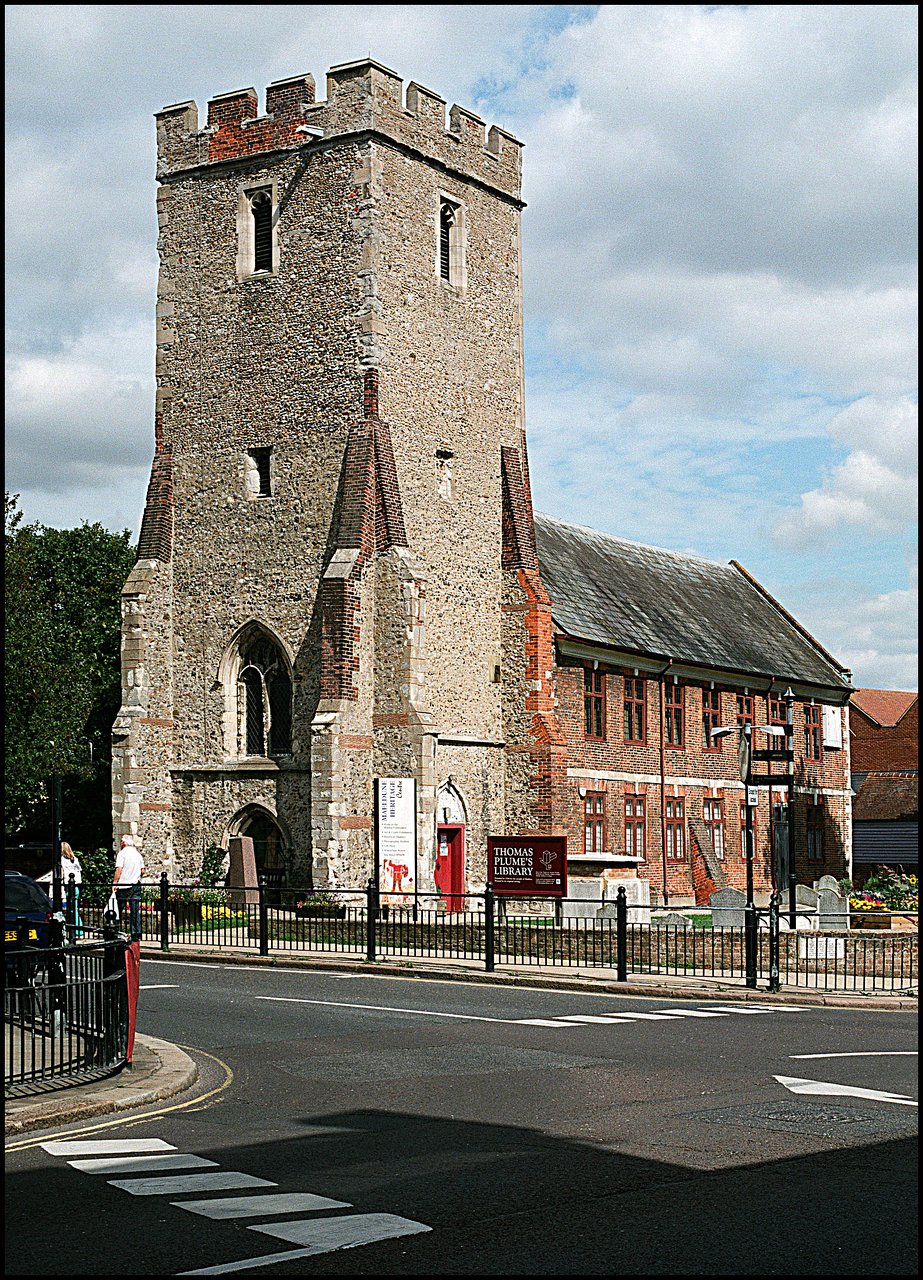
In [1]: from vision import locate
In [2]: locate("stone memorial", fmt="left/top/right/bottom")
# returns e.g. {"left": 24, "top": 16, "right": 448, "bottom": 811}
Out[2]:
{"left": 563, "top": 879, "right": 603, "bottom": 919}
{"left": 227, "top": 835, "right": 259, "bottom": 906}
{"left": 817, "top": 882, "right": 849, "bottom": 931}
{"left": 709, "top": 885, "right": 747, "bottom": 928}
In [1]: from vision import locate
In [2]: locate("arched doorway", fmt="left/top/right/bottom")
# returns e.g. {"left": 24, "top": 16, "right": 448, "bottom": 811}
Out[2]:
{"left": 435, "top": 781, "right": 466, "bottom": 912}
{"left": 226, "top": 806, "right": 289, "bottom": 905}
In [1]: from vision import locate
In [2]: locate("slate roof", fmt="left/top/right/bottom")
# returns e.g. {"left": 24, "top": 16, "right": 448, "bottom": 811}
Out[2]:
{"left": 850, "top": 688, "right": 917, "bottom": 727}
{"left": 534, "top": 513, "right": 851, "bottom": 694}
{"left": 853, "top": 773, "right": 918, "bottom": 823}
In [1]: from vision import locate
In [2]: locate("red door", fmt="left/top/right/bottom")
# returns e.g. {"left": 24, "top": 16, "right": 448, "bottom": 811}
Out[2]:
{"left": 435, "top": 825, "right": 465, "bottom": 912}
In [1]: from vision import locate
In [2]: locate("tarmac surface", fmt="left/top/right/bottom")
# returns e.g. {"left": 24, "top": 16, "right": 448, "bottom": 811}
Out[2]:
{"left": 5, "top": 941, "right": 916, "bottom": 1136}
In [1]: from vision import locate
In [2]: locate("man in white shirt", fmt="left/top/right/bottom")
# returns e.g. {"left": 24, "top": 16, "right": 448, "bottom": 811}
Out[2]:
{"left": 113, "top": 835, "right": 145, "bottom": 938}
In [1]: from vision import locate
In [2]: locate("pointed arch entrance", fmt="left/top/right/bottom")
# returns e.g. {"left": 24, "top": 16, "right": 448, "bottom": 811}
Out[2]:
{"left": 226, "top": 805, "right": 289, "bottom": 904}
{"left": 435, "top": 780, "right": 466, "bottom": 912}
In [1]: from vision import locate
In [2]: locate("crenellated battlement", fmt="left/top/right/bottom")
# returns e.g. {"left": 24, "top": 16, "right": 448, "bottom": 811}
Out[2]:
{"left": 155, "top": 58, "right": 522, "bottom": 199}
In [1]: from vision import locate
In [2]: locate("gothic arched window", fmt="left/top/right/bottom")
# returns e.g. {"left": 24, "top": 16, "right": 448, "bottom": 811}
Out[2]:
{"left": 250, "top": 190, "right": 273, "bottom": 273}
{"left": 236, "top": 631, "right": 292, "bottom": 757}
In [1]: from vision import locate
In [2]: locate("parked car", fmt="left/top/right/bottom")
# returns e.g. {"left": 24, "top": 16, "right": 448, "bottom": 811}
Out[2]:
{"left": 4, "top": 870, "right": 54, "bottom": 973}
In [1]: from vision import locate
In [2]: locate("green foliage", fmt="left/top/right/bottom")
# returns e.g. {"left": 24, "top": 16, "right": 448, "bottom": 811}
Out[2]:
{"left": 842, "top": 867, "right": 918, "bottom": 911}
{"left": 199, "top": 842, "right": 227, "bottom": 888}
{"left": 4, "top": 493, "right": 135, "bottom": 846}
{"left": 77, "top": 847, "right": 116, "bottom": 907}
{"left": 861, "top": 867, "right": 918, "bottom": 910}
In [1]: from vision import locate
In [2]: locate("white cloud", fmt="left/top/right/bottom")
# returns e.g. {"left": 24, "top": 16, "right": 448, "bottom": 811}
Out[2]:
{"left": 774, "top": 396, "right": 917, "bottom": 545}
{"left": 3, "top": 4, "right": 917, "bottom": 690}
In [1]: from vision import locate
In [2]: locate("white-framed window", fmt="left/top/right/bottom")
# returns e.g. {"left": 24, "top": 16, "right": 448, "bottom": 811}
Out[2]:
{"left": 584, "top": 792, "right": 606, "bottom": 853}
{"left": 703, "top": 798, "right": 725, "bottom": 860}
{"left": 625, "top": 795, "right": 646, "bottom": 859}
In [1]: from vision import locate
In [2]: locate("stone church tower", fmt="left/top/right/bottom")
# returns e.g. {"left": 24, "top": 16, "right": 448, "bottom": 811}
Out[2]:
{"left": 112, "top": 60, "right": 562, "bottom": 889}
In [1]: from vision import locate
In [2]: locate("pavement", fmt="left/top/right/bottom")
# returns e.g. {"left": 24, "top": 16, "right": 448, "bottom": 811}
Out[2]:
{"left": 5, "top": 942, "right": 916, "bottom": 1137}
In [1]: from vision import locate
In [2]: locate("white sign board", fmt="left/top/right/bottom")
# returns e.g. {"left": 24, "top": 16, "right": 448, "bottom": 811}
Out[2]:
{"left": 376, "top": 778, "right": 416, "bottom": 900}
{"left": 747, "top": 786, "right": 760, "bottom": 807}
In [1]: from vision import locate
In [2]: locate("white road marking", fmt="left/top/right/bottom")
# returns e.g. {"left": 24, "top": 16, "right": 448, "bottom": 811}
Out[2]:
{"left": 556, "top": 1015, "right": 638, "bottom": 1024}
{"left": 515, "top": 1018, "right": 573, "bottom": 1027}
{"left": 70, "top": 1154, "right": 217, "bottom": 1175}
{"left": 175, "top": 1193, "right": 352, "bottom": 1219}
{"left": 659, "top": 1009, "right": 729, "bottom": 1018}
{"left": 42, "top": 1139, "right": 176, "bottom": 1156}
{"left": 774, "top": 1075, "right": 918, "bottom": 1107}
{"left": 610, "top": 1011, "right": 687, "bottom": 1021}
{"left": 256, "top": 995, "right": 521, "bottom": 1024}
{"left": 790, "top": 1051, "right": 919, "bottom": 1059}
{"left": 711, "top": 1005, "right": 781, "bottom": 1014}
{"left": 140, "top": 984, "right": 179, "bottom": 990}
{"left": 176, "top": 1215, "right": 433, "bottom": 1276}
{"left": 249, "top": 1211, "right": 432, "bottom": 1248}
{"left": 109, "top": 1172, "right": 277, "bottom": 1196}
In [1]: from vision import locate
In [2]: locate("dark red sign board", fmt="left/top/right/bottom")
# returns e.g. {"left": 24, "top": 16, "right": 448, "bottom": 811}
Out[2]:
{"left": 488, "top": 836, "right": 568, "bottom": 897}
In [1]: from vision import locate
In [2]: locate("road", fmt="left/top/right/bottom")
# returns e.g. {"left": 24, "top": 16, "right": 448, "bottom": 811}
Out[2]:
{"left": 5, "top": 960, "right": 918, "bottom": 1275}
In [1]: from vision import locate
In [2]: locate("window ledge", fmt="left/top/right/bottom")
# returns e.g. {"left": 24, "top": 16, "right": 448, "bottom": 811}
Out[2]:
{"left": 568, "top": 854, "right": 646, "bottom": 865}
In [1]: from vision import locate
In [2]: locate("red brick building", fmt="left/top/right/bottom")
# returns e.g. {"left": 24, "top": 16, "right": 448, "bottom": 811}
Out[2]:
{"left": 849, "top": 689, "right": 918, "bottom": 884}
{"left": 535, "top": 516, "right": 854, "bottom": 907}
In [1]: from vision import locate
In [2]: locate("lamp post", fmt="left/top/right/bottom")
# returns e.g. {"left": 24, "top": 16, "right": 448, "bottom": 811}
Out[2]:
{"left": 785, "top": 688, "right": 796, "bottom": 928}
{"left": 711, "top": 719, "right": 783, "bottom": 989}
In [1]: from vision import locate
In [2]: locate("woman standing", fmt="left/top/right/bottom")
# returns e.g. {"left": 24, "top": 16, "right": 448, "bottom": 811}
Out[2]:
{"left": 61, "top": 842, "right": 83, "bottom": 933}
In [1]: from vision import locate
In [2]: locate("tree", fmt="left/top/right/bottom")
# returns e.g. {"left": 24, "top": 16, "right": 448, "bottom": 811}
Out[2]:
{"left": 4, "top": 494, "right": 136, "bottom": 850}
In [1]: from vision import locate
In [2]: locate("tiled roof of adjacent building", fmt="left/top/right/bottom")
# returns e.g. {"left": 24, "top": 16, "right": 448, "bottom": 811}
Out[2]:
{"left": 853, "top": 772, "right": 918, "bottom": 823}
{"left": 534, "top": 513, "right": 852, "bottom": 693}
{"left": 850, "top": 688, "right": 918, "bottom": 726}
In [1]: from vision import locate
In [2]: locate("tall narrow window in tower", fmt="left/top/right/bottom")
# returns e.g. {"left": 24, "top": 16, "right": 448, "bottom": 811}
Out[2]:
{"left": 236, "top": 632, "right": 292, "bottom": 757}
{"left": 246, "top": 447, "right": 273, "bottom": 497}
{"left": 437, "top": 197, "right": 465, "bottom": 288}
{"left": 251, "top": 190, "right": 273, "bottom": 272}
{"left": 439, "top": 201, "right": 454, "bottom": 280}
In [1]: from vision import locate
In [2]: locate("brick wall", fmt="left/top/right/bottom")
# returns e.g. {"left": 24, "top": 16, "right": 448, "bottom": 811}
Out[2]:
{"left": 850, "top": 701, "right": 918, "bottom": 772}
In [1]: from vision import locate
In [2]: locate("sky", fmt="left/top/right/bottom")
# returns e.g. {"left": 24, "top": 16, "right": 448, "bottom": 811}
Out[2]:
{"left": 5, "top": 5, "right": 918, "bottom": 691}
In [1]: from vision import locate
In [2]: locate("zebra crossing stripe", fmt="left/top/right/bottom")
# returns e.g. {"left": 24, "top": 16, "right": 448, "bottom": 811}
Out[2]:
{"left": 556, "top": 1015, "right": 638, "bottom": 1023}
{"left": 515, "top": 1018, "right": 573, "bottom": 1026}
{"left": 658, "top": 1009, "right": 729, "bottom": 1018}
{"left": 249, "top": 1212, "right": 432, "bottom": 1248}
{"left": 108, "top": 1172, "right": 276, "bottom": 1196}
{"left": 42, "top": 1139, "right": 176, "bottom": 1156}
{"left": 70, "top": 1154, "right": 217, "bottom": 1175}
{"left": 175, "top": 1193, "right": 352, "bottom": 1219}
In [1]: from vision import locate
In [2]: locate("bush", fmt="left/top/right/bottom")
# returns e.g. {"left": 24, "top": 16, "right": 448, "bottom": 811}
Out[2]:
{"left": 78, "top": 846, "right": 115, "bottom": 906}
{"left": 199, "top": 841, "right": 227, "bottom": 888}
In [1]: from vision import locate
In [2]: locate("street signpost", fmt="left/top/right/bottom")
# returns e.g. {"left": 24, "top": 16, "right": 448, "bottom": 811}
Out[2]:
{"left": 487, "top": 836, "right": 567, "bottom": 897}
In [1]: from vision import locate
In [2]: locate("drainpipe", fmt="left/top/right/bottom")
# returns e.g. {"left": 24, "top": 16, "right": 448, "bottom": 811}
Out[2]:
{"left": 658, "top": 661, "right": 673, "bottom": 908}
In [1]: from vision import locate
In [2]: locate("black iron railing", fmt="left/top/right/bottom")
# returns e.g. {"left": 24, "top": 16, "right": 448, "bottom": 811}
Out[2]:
{"left": 73, "top": 878, "right": 917, "bottom": 995}
{"left": 4, "top": 920, "right": 130, "bottom": 1096}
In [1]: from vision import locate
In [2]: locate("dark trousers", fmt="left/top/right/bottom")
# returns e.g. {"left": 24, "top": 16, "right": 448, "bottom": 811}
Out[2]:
{"left": 116, "top": 883, "right": 142, "bottom": 938}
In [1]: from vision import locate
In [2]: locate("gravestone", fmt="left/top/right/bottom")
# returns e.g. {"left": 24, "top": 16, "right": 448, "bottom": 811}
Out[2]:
{"left": 789, "top": 884, "right": 820, "bottom": 931}
{"left": 817, "top": 883, "right": 849, "bottom": 931}
{"left": 709, "top": 885, "right": 747, "bottom": 928}
{"left": 596, "top": 876, "right": 651, "bottom": 924}
{"left": 658, "top": 911, "right": 691, "bottom": 928}
{"left": 816, "top": 875, "right": 842, "bottom": 894}
{"left": 562, "top": 879, "right": 602, "bottom": 919}
{"left": 227, "top": 836, "right": 259, "bottom": 906}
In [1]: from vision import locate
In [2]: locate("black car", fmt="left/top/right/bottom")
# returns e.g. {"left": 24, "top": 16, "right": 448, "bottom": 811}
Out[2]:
{"left": 5, "top": 870, "right": 54, "bottom": 963}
